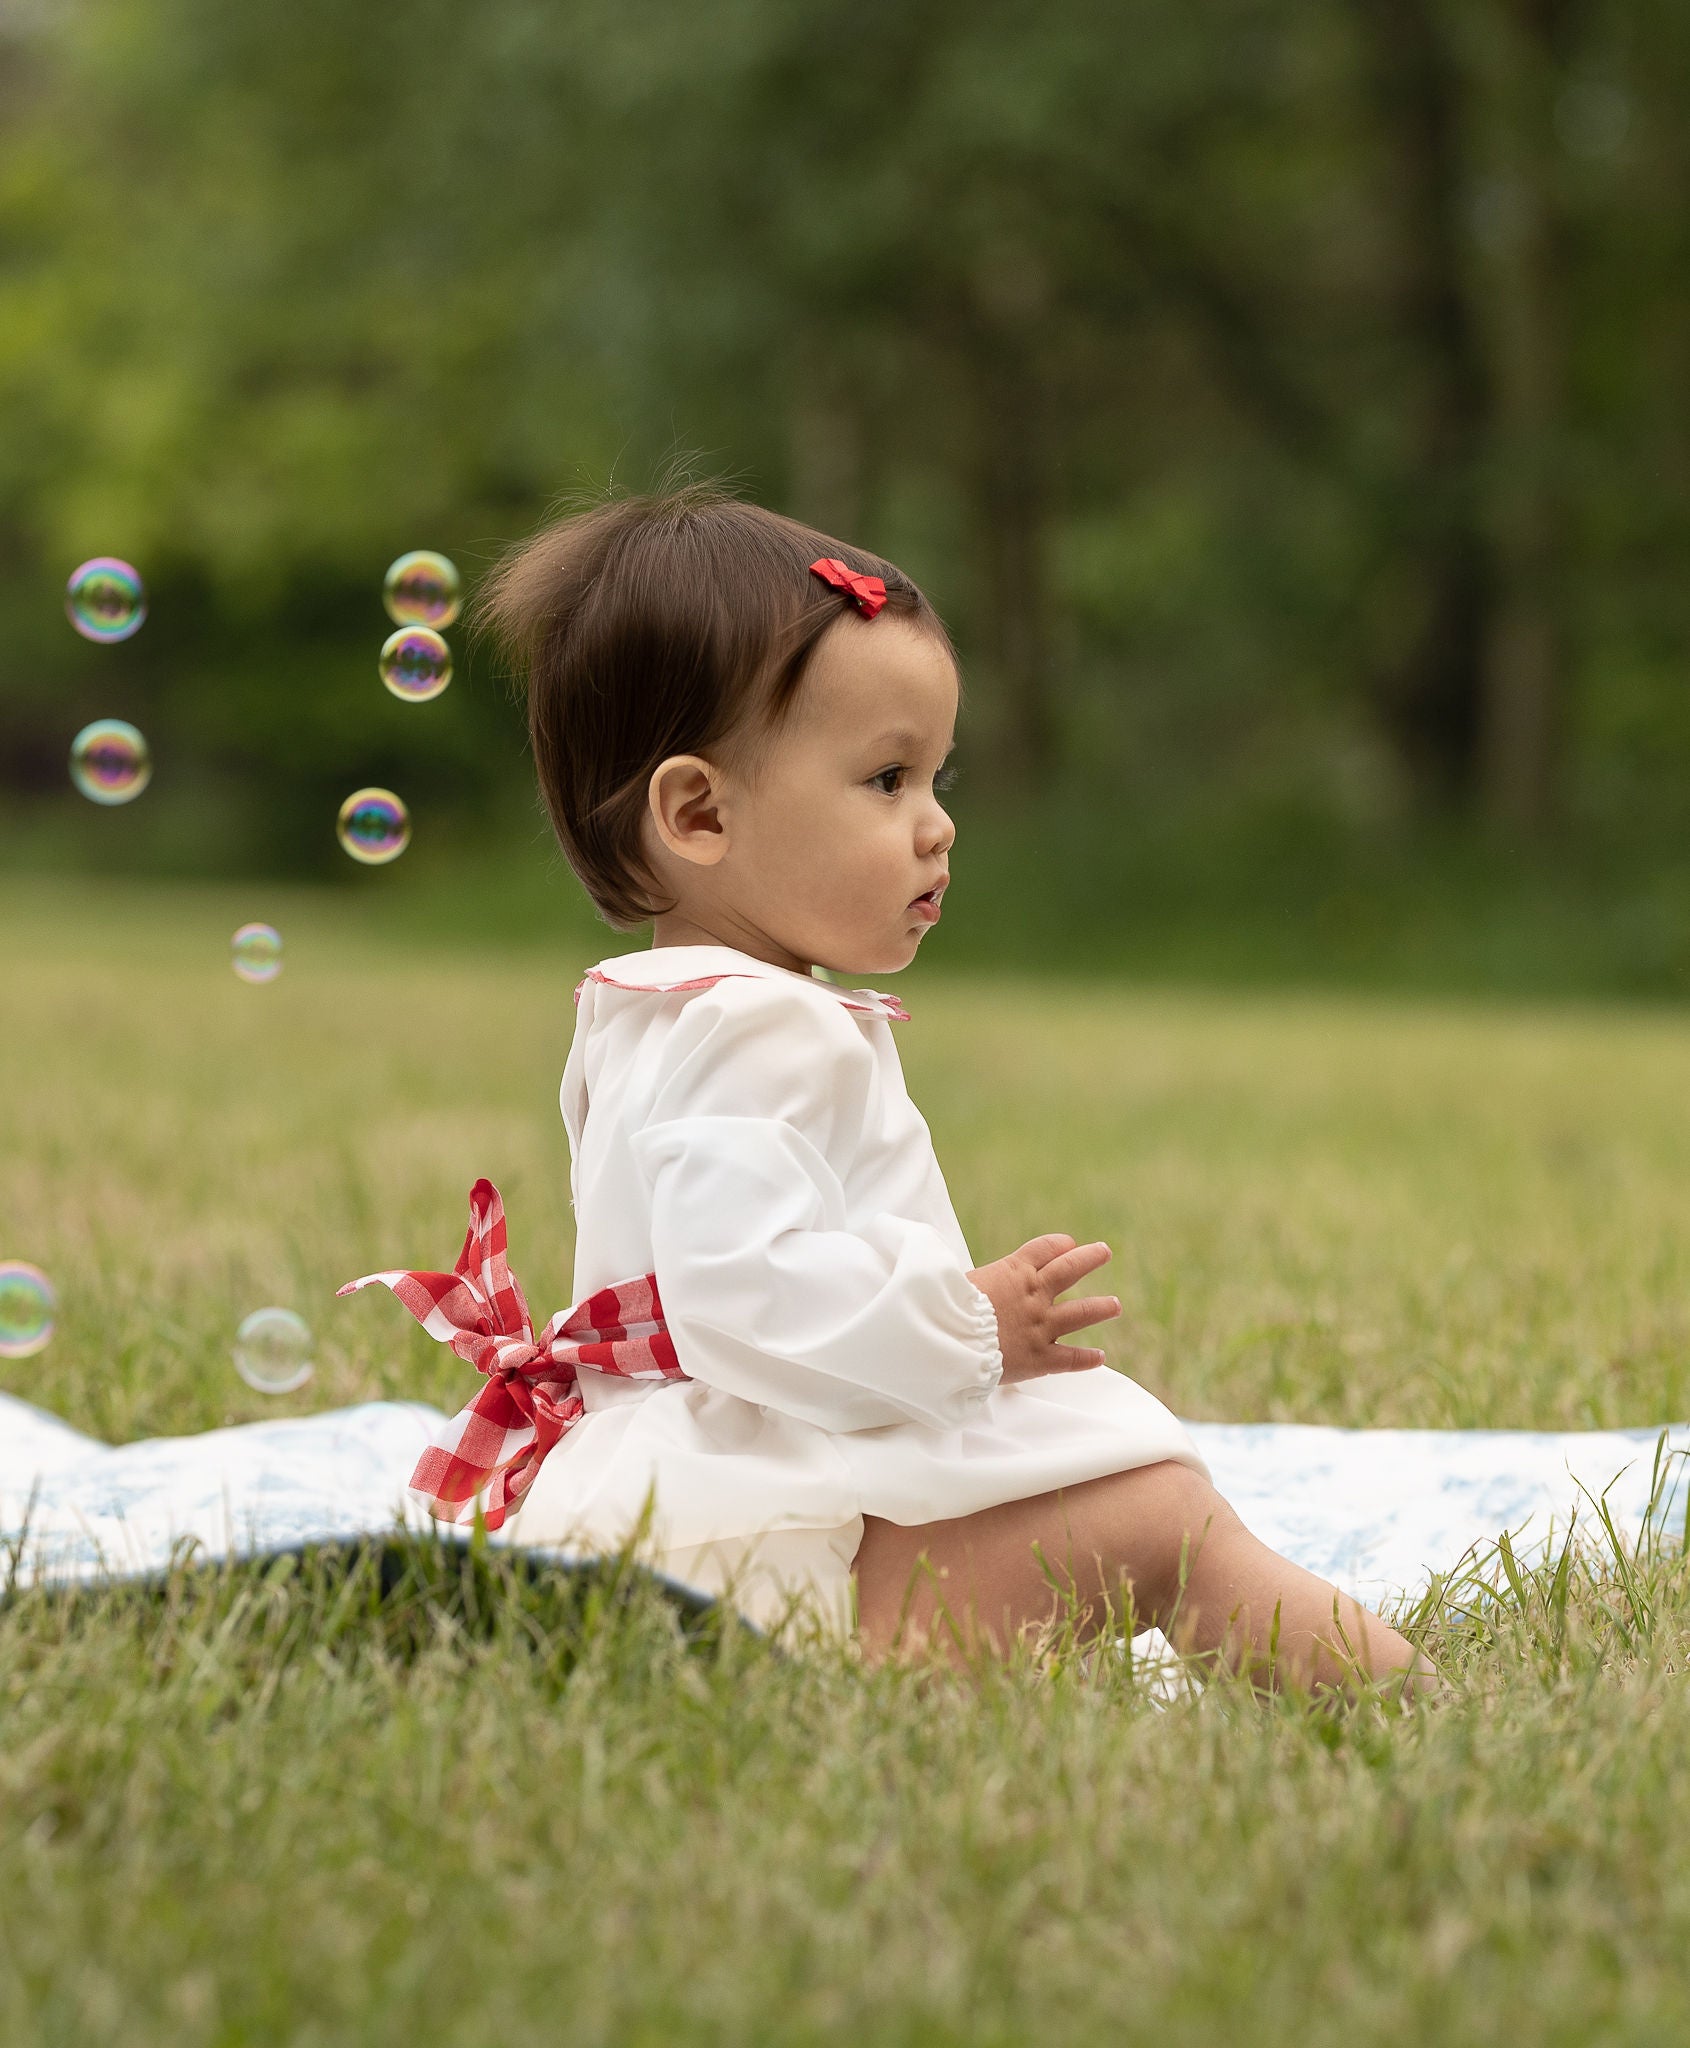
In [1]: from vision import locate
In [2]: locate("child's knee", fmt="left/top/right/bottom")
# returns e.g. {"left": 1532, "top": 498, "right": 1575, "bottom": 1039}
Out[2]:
{"left": 1114, "top": 1459, "right": 1237, "bottom": 1607}
{"left": 1135, "top": 1457, "right": 1228, "bottom": 1527}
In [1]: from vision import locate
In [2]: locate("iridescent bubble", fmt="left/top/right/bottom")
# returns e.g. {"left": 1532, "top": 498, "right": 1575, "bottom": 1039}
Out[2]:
{"left": 69, "top": 719, "right": 151, "bottom": 804}
{"left": 0, "top": 1261, "right": 56, "bottom": 1360}
{"left": 66, "top": 557, "right": 147, "bottom": 643}
{"left": 337, "top": 786, "right": 410, "bottom": 865}
{"left": 379, "top": 626, "right": 453, "bottom": 703}
{"left": 232, "top": 1306, "right": 315, "bottom": 1395}
{"left": 383, "top": 550, "right": 461, "bottom": 630}
{"left": 231, "top": 922, "right": 283, "bottom": 984}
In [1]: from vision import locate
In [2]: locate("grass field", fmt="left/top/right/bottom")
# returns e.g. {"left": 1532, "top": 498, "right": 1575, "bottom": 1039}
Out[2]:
{"left": 8, "top": 876, "right": 1690, "bottom": 2044}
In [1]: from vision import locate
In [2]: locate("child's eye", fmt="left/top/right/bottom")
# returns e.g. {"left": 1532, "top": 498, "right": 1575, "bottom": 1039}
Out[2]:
{"left": 870, "top": 766, "right": 904, "bottom": 795}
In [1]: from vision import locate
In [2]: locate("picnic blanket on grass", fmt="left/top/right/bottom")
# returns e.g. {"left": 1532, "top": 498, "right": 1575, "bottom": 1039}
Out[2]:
{"left": 4, "top": 1391, "right": 1688, "bottom": 1621}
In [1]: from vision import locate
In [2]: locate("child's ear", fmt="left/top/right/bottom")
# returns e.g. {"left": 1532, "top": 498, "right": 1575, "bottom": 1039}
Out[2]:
{"left": 647, "top": 754, "right": 729, "bottom": 867}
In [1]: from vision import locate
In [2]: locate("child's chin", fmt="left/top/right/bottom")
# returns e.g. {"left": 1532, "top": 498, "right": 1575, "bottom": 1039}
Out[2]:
{"left": 827, "top": 928, "right": 927, "bottom": 977}
{"left": 883, "top": 934, "right": 928, "bottom": 970}
{"left": 830, "top": 948, "right": 911, "bottom": 977}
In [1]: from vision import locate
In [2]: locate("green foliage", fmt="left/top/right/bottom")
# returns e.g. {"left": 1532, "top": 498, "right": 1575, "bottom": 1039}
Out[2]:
{"left": 1, "top": 0, "right": 1688, "bottom": 906}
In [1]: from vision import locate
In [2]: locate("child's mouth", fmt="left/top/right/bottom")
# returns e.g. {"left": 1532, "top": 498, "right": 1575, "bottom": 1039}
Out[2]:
{"left": 909, "top": 888, "right": 944, "bottom": 925}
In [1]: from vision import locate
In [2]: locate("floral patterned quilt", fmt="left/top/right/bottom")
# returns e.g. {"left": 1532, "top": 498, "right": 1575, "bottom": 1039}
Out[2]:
{"left": 5, "top": 1392, "right": 1687, "bottom": 1619}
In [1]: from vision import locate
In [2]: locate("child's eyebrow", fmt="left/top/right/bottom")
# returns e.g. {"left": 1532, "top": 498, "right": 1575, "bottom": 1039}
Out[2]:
{"left": 868, "top": 730, "right": 957, "bottom": 757}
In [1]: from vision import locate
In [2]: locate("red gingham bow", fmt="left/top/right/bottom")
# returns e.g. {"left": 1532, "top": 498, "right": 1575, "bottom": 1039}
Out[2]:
{"left": 809, "top": 556, "right": 888, "bottom": 619}
{"left": 338, "top": 1178, "right": 686, "bottom": 1528}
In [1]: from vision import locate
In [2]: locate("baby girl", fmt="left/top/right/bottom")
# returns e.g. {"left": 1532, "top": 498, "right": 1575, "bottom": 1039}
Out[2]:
{"left": 347, "top": 486, "right": 1434, "bottom": 1697}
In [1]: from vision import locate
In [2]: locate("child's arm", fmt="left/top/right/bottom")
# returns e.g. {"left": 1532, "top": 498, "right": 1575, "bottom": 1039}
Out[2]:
{"left": 632, "top": 981, "right": 1003, "bottom": 1433}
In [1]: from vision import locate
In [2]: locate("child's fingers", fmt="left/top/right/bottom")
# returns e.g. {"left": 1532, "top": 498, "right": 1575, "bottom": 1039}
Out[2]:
{"left": 1038, "top": 1240, "right": 1112, "bottom": 1294}
{"left": 1015, "top": 1232, "right": 1077, "bottom": 1268}
{"left": 1049, "top": 1294, "right": 1121, "bottom": 1337}
{"left": 1047, "top": 1343, "right": 1109, "bottom": 1372}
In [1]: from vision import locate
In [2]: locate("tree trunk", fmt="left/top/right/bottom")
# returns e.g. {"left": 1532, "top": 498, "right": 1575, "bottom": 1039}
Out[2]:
{"left": 787, "top": 354, "right": 868, "bottom": 545}
{"left": 1477, "top": 0, "right": 1575, "bottom": 835}
{"left": 1352, "top": 0, "right": 1496, "bottom": 811}
{"left": 969, "top": 343, "right": 1056, "bottom": 791}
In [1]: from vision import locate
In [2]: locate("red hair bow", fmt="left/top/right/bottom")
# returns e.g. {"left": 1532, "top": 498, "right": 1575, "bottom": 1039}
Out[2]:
{"left": 338, "top": 1179, "right": 686, "bottom": 1528}
{"left": 810, "top": 556, "right": 887, "bottom": 619}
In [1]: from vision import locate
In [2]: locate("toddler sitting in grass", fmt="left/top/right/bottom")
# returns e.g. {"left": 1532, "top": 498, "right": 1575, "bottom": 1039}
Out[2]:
{"left": 347, "top": 484, "right": 1436, "bottom": 1699}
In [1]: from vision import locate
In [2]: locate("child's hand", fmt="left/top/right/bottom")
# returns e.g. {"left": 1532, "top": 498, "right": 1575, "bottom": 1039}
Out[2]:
{"left": 966, "top": 1235, "right": 1122, "bottom": 1385}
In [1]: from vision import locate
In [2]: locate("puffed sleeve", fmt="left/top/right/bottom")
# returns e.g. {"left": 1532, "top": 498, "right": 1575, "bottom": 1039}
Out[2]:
{"left": 629, "top": 978, "right": 1003, "bottom": 1433}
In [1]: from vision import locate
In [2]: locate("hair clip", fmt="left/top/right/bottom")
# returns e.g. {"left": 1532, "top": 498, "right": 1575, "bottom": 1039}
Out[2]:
{"left": 809, "top": 557, "right": 888, "bottom": 619}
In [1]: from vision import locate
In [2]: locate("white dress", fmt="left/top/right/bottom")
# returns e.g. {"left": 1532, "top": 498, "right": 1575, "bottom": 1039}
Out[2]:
{"left": 505, "top": 944, "right": 1208, "bottom": 1635}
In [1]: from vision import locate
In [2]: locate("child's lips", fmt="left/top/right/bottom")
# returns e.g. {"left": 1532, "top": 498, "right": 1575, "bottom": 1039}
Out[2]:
{"left": 909, "top": 883, "right": 946, "bottom": 924}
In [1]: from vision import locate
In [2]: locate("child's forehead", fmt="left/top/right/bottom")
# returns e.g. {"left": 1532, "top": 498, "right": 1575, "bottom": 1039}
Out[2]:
{"left": 796, "top": 618, "right": 959, "bottom": 738}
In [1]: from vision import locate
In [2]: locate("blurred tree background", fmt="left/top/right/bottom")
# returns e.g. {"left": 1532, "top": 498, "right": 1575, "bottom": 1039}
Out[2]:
{"left": 3, "top": 0, "right": 1688, "bottom": 991}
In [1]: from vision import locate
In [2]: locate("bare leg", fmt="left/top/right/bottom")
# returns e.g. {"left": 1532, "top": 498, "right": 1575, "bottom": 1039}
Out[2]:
{"left": 852, "top": 1461, "right": 1437, "bottom": 1698}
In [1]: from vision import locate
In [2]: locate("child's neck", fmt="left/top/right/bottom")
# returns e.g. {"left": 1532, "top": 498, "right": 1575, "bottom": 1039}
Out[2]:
{"left": 647, "top": 908, "right": 813, "bottom": 979}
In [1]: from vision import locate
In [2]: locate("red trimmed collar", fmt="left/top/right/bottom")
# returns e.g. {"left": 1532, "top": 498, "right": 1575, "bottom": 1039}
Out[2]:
{"left": 574, "top": 945, "right": 910, "bottom": 1023}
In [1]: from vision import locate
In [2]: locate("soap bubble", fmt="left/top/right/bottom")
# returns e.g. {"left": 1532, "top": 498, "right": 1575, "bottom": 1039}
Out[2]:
{"left": 69, "top": 719, "right": 151, "bottom": 804}
{"left": 379, "top": 626, "right": 452, "bottom": 703}
{"left": 383, "top": 550, "right": 461, "bottom": 629}
{"left": 66, "top": 557, "right": 147, "bottom": 643}
{"left": 233, "top": 1306, "right": 315, "bottom": 1395}
{"left": 337, "top": 787, "right": 410, "bottom": 865}
{"left": 0, "top": 1262, "right": 55, "bottom": 1359}
{"left": 231, "top": 922, "right": 283, "bottom": 984}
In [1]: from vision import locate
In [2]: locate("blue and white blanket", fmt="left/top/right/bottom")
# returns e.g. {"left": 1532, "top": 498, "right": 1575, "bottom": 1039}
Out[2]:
{"left": 4, "top": 1391, "right": 1688, "bottom": 1618}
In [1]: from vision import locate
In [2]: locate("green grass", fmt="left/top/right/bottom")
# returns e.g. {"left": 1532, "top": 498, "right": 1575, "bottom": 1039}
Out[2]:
{"left": 8, "top": 875, "right": 1690, "bottom": 2045}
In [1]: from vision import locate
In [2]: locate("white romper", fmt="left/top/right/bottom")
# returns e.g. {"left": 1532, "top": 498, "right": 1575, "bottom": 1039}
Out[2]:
{"left": 505, "top": 944, "right": 1209, "bottom": 1635}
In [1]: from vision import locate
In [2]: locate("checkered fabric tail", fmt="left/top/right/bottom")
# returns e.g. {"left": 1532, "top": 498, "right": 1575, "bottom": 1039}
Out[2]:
{"left": 337, "top": 1177, "right": 684, "bottom": 1528}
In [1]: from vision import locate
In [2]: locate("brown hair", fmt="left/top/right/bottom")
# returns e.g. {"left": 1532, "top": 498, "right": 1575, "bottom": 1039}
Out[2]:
{"left": 475, "top": 482, "right": 954, "bottom": 929}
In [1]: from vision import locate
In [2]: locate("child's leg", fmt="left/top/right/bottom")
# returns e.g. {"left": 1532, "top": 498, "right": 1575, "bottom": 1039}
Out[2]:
{"left": 852, "top": 1462, "right": 1437, "bottom": 1697}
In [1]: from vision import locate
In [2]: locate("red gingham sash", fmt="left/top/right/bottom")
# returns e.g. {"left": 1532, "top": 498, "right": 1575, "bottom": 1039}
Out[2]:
{"left": 338, "top": 1178, "right": 685, "bottom": 1528}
